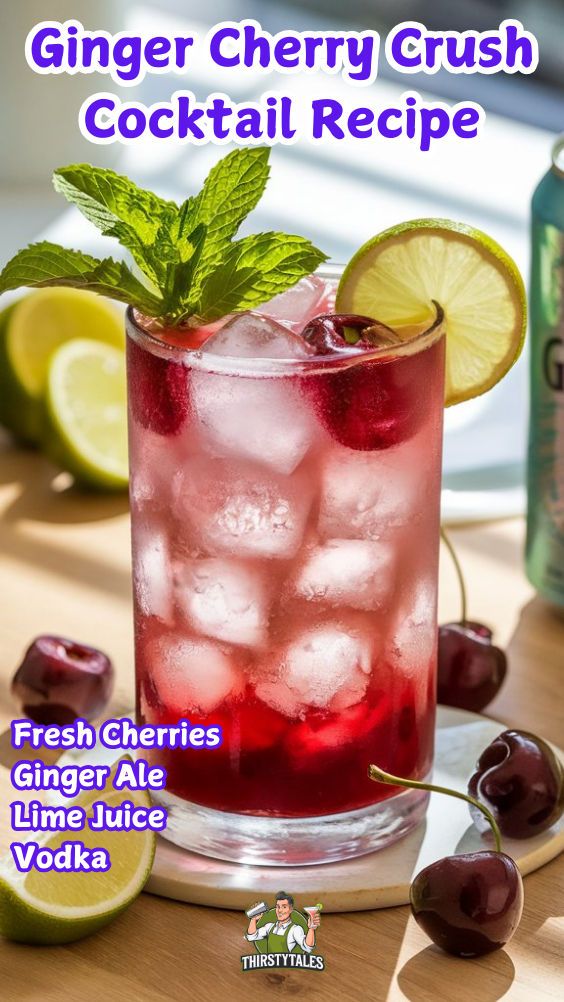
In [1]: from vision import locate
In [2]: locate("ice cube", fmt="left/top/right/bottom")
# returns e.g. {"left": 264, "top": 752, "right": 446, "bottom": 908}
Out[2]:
{"left": 253, "top": 679, "right": 302, "bottom": 719}
{"left": 149, "top": 634, "right": 242, "bottom": 715}
{"left": 129, "top": 428, "right": 193, "bottom": 508}
{"left": 133, "top": 529, "right": 173, "bottom": 623}
{"left": 387, "top": 577, "right": 437, "bottom": 674}
{"left": 318, "top": 442, "right": 421, "bottom": 540}
{"left": 175, "top": 458, "right": 313, "bottom": 560}
{"left": 177, "top": 558, "right": 271, "bottom": 648}
{"left": 294, "top": 539, "right": 394, "bottom": 611}
{"left": 202, "top": 312, "right": 313, "bottom": 359}
{"left": 191, "top": 368, "right": 317, "bottom": 475}
{"left": 257, "top": 276, "right": 334, "bottom": 332}
{"left": 255, "top": 622, "right": 372, "bottom": 718}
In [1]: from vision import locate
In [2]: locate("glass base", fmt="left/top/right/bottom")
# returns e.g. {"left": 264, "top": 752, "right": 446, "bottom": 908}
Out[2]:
{"left": 152, "top": 785, "right": 430, "bottom": 866}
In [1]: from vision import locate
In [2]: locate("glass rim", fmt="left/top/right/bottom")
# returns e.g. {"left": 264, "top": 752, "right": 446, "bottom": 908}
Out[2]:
{"left": 125, "top": 265, "right": 446, "bottom": 377}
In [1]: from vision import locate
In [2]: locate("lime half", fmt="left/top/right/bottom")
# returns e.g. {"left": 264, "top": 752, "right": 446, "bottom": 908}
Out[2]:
{"left": 336, "top": 219, "right": 527, "bottom": 406}
{"left": 0, "top": 288, "right": 123, "bottom": 444}
{"left": 45, "top": 339, "right": 128, "bottom": 491}
{"left": 0, "top": 758, "right": 155, "bottom": 944}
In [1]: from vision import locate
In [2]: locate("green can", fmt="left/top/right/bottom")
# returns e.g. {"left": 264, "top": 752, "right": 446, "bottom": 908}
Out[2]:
{"left": 527, "top": 136, "right": 564, "bottom": 604}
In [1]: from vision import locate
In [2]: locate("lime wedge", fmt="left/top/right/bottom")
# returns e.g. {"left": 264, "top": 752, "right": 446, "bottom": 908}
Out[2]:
{"left": 336, "top": 219, "right": 527, "bottom": 406}
{"left": 0, "top": 288, "right": 123, "bottom": 444}
{"left": 45, "top": 339, "right": 128, "bottom": 491}
{"left": 0, "top": 757, "right": 155, "bottom": 944}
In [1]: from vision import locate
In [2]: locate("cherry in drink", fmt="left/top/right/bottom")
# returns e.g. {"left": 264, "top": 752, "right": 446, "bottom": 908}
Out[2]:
{"left": 127, "top": 273, "right": 445, "bottom": 864}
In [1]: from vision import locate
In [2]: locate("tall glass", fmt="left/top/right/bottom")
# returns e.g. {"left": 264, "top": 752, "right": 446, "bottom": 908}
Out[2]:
{"left": 126, "top": 270, "right": 445, "bottom": 865}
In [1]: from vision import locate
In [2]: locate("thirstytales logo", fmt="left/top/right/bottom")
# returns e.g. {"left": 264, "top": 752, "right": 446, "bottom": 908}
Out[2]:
{"left": 241, "top": 893, "right": 325, "bottom": 971}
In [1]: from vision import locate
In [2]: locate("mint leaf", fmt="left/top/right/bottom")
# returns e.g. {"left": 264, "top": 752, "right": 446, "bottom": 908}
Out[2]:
{"left": 53, "top": 164, "right": 177, "bottom": 287}
{"left": 0, "top": 242, "right": 163, "bottom": 315}
{"left": 194, "top": 232, "right": 328, "bottom": 321}
{"left": 174, "top": 147, "right": 271, "bottom": 295}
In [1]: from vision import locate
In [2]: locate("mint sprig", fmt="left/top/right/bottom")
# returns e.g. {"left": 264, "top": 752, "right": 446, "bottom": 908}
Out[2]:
{"left": 0, "top": 149, "right": 327, "bottom": 327}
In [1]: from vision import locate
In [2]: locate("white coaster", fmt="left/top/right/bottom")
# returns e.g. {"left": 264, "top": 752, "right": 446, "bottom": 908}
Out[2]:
{"left": 145, "top": 706, "right": 564, "bottom": 911}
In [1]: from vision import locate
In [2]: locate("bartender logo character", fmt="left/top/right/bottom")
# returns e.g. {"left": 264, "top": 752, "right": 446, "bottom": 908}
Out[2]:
{"left": 245, "top": 892, "right": 321, "bottom": 955}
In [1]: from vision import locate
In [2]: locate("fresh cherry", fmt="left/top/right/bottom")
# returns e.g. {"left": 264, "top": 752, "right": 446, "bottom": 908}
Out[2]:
{"left": 302, "top": 313, "right": 398, "bottom": 355}
{"left": 438, "top": 622, "right": 507, "bottom": 713}
{"left": 410, "top": 851, "right": 523, "bottom": 957}
{"left": 301, "top": 312, "right": 438, "bottom": 451}
{"left": 368, "top": 763, "right": 523, "bottom": 957}
{"left": 12, "top": 636, "right": 114, "bottom": 725}
{"left": 468, "top": 730, "right": 564, "bottom": 839}
{"left": 126, "top": 335, "right": 188, "bottom": 436}
{"left": 438, "top": 530, "right": 507, "bottom": 711}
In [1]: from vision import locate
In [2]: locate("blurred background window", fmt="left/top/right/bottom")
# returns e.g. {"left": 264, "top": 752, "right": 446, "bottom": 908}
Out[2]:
{"left": 283, "top": 0, "right": 563, "bottom": 130}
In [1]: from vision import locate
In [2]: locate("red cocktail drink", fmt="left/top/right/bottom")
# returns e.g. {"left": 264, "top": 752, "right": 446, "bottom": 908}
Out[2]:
{"left": 127, "top": 272, "right": 445, "bottom": 863}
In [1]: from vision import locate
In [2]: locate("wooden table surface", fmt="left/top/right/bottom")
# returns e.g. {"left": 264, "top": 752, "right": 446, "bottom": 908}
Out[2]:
{"left": 0, "top": 437, "right": 563, "bottom": 1001}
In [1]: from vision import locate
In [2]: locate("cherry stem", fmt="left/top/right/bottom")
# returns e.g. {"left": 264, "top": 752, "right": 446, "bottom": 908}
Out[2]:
{"left": 367, "top": 765, "right": 502, "bottom": 853}
{"left": 441, "top": 527, "right": 467, "bottom": 625}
